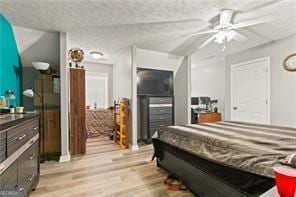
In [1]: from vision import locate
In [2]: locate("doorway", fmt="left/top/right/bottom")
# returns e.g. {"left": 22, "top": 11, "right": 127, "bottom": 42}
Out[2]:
{"left": 85, "top": 72, "right": 114, "bottom": 140}
{"left": 230, "top": 57, "right": 270, "bottom": 124}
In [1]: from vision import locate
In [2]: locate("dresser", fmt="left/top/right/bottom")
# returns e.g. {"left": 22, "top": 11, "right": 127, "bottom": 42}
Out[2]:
{"left": 0, "top": 113, "right": 40, "bottom": 195}
{"left": 138, "top": 96, "right": 174, "bottom": 142}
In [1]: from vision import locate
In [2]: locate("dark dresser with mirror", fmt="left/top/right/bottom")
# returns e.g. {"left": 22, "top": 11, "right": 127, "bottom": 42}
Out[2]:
{"left": 0, "top": 113, "right": 40, "bottom": 195}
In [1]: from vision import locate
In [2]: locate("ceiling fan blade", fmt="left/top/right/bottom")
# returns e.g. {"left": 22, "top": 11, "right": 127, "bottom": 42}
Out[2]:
{"left": 185, "top": 29, "right": 218, "bottom": 37}
{"left": 198, "top": 35, "right": 216, "bottom": 49}
{"left": 220, "top": 9, "right": 234, "bottom": 25}
{"left": 227, "top": 30, "right": 247, "bottom": 42}
{"left": 232, "top": 15, "right": 274, "bottom": 29}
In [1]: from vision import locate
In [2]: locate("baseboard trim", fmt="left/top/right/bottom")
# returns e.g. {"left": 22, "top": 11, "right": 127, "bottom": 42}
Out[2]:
{"left": 59, "top": 154, "right": 71, "bottom": 162}
{"left": 129, "top": 144, "right": 139, "bottom": 151}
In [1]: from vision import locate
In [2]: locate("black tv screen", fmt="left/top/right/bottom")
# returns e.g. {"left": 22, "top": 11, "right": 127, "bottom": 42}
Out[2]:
{"left": 137, "top": 68, "right": 173, "bottom": 95}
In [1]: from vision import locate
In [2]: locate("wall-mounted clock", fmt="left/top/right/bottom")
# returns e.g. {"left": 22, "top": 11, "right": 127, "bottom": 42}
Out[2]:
{"left": 283, "top": 53, "right": 296, "bottom": 72}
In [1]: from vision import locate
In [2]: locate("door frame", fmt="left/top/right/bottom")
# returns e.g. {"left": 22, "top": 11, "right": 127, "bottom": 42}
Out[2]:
{"left": 230, "top": 57, "right": 271, "bottom": 124}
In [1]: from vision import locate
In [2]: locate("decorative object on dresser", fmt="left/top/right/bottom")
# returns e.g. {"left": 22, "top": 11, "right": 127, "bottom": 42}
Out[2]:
{"left": 0, "top": 113, "right": 40, "bottom": 196}
{"left": 68, "top": 47, "right": 84, "bottom": 68}
{"left": 138, "top": 95, "right": 174, "bottom": 143}
{"left": 69, "top": 68, "right": 86, "bottom": 155}
{"left": 4, "top": 90, "right": 16, "bottom": 112}
{"left": 114, "top": 99, "right": 129, "bottom": 149}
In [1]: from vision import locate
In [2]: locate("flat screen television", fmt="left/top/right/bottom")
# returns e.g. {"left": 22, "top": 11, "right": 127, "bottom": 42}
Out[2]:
{"left": 137, "top": 68, "right": 174, "bottom": 95}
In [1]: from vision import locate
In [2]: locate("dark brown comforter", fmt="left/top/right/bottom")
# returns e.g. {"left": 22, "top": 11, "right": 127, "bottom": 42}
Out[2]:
{"left": 152, "top": 121, "right": 296, "bottom": 178}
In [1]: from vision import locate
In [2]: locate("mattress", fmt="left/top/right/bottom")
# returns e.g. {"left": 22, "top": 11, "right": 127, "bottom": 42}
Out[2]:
{"left": 152, "top": 121, "right": 296, "bottom": 178}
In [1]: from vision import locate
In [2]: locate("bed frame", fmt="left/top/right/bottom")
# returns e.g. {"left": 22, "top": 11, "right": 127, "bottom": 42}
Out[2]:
{"left": 153, "top": 140, "right": 274, "bottom": 197}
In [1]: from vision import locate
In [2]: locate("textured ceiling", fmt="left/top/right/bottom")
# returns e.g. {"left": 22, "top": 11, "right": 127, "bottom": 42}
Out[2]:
{"left": 1, "top": 0, "right": 296, "bottom": 64}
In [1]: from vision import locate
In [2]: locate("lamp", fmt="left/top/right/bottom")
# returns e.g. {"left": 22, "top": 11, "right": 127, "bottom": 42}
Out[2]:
{"left": 23, "top": 88, "right": 41, "bottom": 98}
{"left": 90, "top": 51, "right": 103, "bottom": 60}
{"left": 32, "top": 62, "right": 50, "bottom": 72}
{"left": 27, "top": 62, "right": 50, "bottom": 163}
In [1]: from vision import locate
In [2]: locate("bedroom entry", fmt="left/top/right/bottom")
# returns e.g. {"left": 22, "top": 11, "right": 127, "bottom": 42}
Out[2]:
{"left": 231, "top": 57, "right": 270, "bottom": 124}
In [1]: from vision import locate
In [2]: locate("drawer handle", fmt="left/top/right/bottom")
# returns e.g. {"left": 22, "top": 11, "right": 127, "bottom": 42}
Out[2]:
{"left": 33, "top": 126, "right": 38, "bottom": 130}
{"left": 29, "top": 139, "right": 35, "bottom": 145}
{"left": 159, "top": 117, "right": 165, "bottom": 120}
{"left": 16, "top": 134, "right": 27, "bottom": 141}
{"left": 159, "top": 110, "right": 165, "bottom": 112}
{"left": 30, "top": 154, "right": 36, "bottom": 160}
{"left": 28, "top": 174, "right": 35, "bottom": 183}
{"left": 0, "top": 165, "right": 5, "bottom": 174}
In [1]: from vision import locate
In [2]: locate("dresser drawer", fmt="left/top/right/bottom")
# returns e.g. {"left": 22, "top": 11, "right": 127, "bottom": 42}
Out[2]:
{"left": 149, "top": 97, "right": 173, "bottom": 104}
{"left": 150, "top": 120, "right": 172, "bottom": 128}
{"left": 149, "top": 107, "right": 172, "bottom": 115}
{"left": 0, "top": 144, "right": 5, "bottom": 163}
{"left": 7, "top": 119, "right": 39, "bottom": 157}
{"left": 150, "top": 114, "right": 172, "bottom": 123}
{"left": 0, "top": 132, "right": 5, "bottom": 146}
{"left": 0, "top": 132, "right": 6, "bottom": 162}
{"left": 0, "top": 160, "right": 18, "bottom": 188}
{"left": 18, "top": 141, "right": 39, "bottom": 194}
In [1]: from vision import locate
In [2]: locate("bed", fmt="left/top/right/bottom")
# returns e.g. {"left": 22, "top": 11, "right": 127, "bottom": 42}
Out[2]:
{"left": 152, "top": 121, "right": 296, "bottom": 197}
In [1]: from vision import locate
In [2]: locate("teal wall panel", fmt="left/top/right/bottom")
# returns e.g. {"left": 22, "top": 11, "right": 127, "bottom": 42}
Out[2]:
{"left": 0, "top": 14, "right": 22, "bottom": 105}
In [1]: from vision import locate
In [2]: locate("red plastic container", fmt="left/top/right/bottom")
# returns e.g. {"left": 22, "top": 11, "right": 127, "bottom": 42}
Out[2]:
{"left": 274, "top": 166, "right": 296, "bottom": 197}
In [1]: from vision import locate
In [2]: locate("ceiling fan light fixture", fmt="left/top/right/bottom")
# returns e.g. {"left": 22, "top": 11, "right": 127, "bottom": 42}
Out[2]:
{"left": 90, "top": 51, "right": 103, "bottom": 59}
{"left": 214, "top": 31, "right": 226, "bottom": 44}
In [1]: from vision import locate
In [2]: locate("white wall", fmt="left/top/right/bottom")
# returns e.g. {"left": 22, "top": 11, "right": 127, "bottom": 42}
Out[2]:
{"left": 113, "top": 47, "right": 133, "bottom": 100}
{"left": 13, "top": 25, "right": 61, "bottom": 110}
{"left": 225, "top": 35, "right": 296, "bottom": 127}
{"left": 136, "top": 48, "right": 184, "bottom": 71}
{"left": 175, "top": 56, "right": 191, "bottom": 125}
{"left": 191, "top": 60, "right": 226, "bottom": 119}
{"left": 84, "top": 62, "right": 113, "bottom": 106}
{"left": 59, "top": 32, "right": 70, "bottom": 162}
{"left": 13, "top": 25, "right": 60, "bottom": 67}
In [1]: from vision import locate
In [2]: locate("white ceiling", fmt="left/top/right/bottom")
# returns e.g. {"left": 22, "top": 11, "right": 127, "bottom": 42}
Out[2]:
{"left": 1, "top": 0, "right": 296, "bottom": 65}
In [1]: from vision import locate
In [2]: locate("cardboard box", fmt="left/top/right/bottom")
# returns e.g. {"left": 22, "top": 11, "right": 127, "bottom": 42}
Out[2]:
{"left": 34, "top": 93, "right": 60, "bottom": 106}
{"left": 34, "top": 79, "right": 53, "bottom": 94}
{"left": 37, "top": 74, "right": 53, "bottom": 81}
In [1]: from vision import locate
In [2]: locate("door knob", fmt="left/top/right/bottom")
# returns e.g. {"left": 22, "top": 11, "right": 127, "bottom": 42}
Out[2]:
{"left": 233, "top": 107, "right": 238, "bottom": 110}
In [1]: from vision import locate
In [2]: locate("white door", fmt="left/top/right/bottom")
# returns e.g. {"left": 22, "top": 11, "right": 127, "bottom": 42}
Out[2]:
{"left": 231, "top": 57, "right": 270, "bottom": 124}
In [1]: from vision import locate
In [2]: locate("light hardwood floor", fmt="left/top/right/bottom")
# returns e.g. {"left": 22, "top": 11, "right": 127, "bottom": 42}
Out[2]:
{"left": 31, "top": 136, "right": 194, "bottom": 197}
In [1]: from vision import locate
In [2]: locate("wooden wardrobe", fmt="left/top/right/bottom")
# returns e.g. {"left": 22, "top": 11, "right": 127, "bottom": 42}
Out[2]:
{"left": 69, "top": 68, "right": 86, "bottom": 155}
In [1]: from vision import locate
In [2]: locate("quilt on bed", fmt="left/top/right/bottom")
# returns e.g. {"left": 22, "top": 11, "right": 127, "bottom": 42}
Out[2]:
{"left": 152, "top": 121, "right": 296, "bottom": 178}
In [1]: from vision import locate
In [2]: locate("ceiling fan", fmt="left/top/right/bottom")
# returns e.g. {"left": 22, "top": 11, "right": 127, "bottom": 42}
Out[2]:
{"left": 187, "top": 9, "right": 274, "bottom": 50}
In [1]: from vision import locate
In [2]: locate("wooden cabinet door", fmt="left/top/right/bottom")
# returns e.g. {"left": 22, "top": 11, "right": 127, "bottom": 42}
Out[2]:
{"left": 69, "top": 68, "right": 86, "bottom": 155}
{"left": 44, "top": 109, "right": 61, "bottom": 153}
